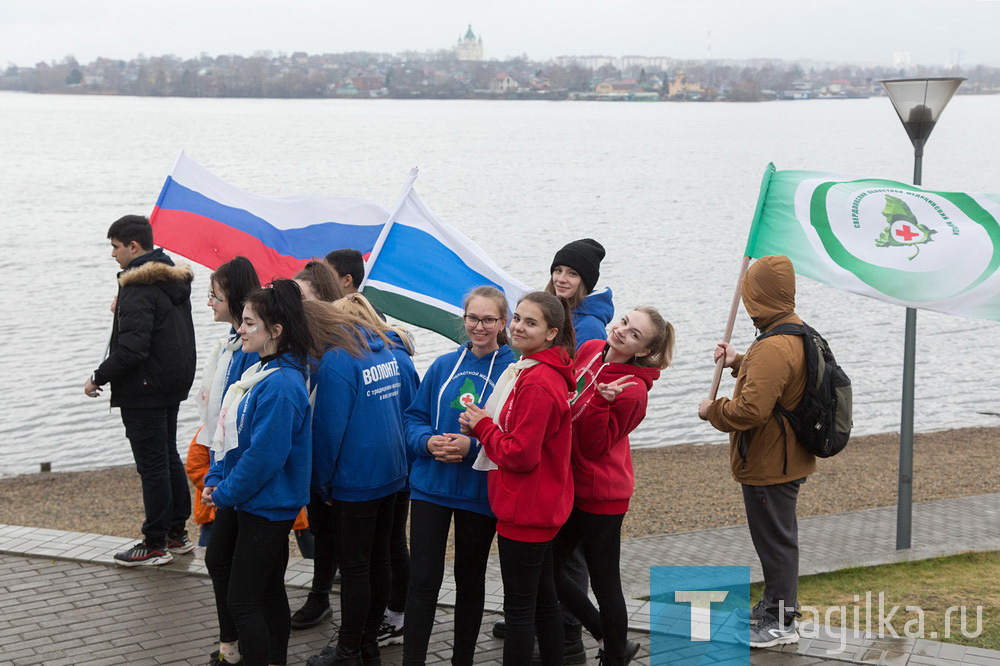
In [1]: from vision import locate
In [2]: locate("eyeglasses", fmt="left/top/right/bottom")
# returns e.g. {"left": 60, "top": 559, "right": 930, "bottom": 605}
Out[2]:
{"left": 208, "top": 292, "right": 225, "bottom": 303}
{"left": 463, "top": 314, "right": 501, "bottom": 328}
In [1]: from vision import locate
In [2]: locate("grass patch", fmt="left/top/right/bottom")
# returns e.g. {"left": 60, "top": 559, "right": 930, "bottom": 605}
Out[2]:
{"left": 748, "top": 551, "right": 1000, "bottom": 651}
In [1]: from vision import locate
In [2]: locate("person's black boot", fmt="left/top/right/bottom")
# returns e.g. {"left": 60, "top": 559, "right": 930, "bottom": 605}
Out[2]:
{"left": 532, "top": 623, "right": 587, "bottom": 664}
{"left": 492, "top": 620, "right": 506, "bottom": 639}
{"left": 291, "top": 591, "right": 332, "bottom": 629}
{"left": 360, "top": 640, "right": 382, "bottom": 666}
{"left": 306, "top": 644, "right": 362, "bottom": 666}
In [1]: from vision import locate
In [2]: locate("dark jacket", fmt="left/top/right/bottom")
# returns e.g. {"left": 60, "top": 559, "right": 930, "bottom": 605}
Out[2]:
{"left": 94, "top": 248, "right": 197, "bottom": 408}
{"left": 706, "top": 254, "right": 816, "bottom": 485}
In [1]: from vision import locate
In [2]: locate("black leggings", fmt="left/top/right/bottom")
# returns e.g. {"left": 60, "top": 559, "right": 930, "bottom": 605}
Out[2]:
{"left": 335, "top": 494, "right": 396, "bottom": 650}
{"left": 402, "top": 500, "right": 496, "bottom": 666}
{"left": 553, "top": 509, "right": 627, "bottom": 666}
{"left": 206, "top": 508, "right": 294, "bottom": 666}
{"left": 498, "top": 535, "right": 563, "bottom": 666}
{"left": 387, "top": 489, "right": 411, "bottom": 613}
{"left": 306, "top": 492, "right": 338, "bottom": 592}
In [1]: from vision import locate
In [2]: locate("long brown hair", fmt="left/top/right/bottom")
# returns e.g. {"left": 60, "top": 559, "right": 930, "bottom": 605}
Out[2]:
{"left": 463, "top": 286, "right": 510, "bottom": 347}
{"left": 630, "top": 306, "right": 675, "bottom": 369}
{"left": 543, "top": 274, "right": 587, "bottom": 312}
{"left": 332, "top": 293, "right": 415, "bottom": 355}
{"left": 519, "top": 291, "right": 576, "bottom": 360}
{"left": 301, "top": 299, "right": 386, "bottom": 358}
{"left": 295, "top": 260, "right": 346, "bottom": 302}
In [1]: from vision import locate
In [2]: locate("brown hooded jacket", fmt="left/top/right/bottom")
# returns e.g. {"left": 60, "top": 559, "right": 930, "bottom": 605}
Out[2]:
{"left": 707, "top": 255, "right": 816, "bottom": 485}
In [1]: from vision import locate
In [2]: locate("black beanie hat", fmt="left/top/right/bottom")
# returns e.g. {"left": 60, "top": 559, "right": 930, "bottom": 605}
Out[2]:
{"left": 550, "top": 238, "right": 605, "bottom": 293}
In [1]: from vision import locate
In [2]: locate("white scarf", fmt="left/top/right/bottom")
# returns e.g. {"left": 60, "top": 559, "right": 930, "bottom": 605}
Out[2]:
{"left": 472, "top": 358, "right": 540, "bottom": 472}
{"left": 211, "top": 360, "right": 279, "bottom": 460}
{"left": 195, "top": 334, "right": 242, "bottom": 447}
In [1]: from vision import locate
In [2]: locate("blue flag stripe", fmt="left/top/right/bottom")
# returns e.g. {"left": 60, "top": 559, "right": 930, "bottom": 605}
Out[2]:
{"left": 159, "top": 177, "right": 385, "bottom": 259}
{"left": 366, "top": 223, "right": 506, "bottom": 304}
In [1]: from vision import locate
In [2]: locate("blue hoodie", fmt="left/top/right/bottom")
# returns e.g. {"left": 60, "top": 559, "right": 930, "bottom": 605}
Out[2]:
{"left": 386, "top": 330, "right": 420, "bottom": 475}
{"left": 312, "top": 331, "right": 408, "bottom": 502}
{"left": 210, "top": 354, "right": 311, "bottom": 522}
{"left": 403, "top": 342, "right": 516, "bottom": 516}
{"left": 203, "top": 335, "right": 259, "bottom": 489}
{"left": 573, "top": 287, "right": 614, "bottom": 347}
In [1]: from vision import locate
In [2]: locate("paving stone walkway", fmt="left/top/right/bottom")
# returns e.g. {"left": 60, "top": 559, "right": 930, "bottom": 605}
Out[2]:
{"left": 1, "top": 493, "right": 998, "bottom": 665}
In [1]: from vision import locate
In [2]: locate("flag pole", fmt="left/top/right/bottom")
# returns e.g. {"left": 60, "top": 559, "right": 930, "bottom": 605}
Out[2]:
{"left": 709, "top": 163, "right": 776, "bottom": 399}
{"left": 708, "top": 256, "right": 749, "bottom": 399}
{"left": 359, "top": 167, "right": 419, "bottom": 292}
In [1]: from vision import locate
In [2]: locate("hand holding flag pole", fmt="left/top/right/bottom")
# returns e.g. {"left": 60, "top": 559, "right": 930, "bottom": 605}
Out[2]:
{"left": 707, "top": 255, "right": 750, "bottom": 400}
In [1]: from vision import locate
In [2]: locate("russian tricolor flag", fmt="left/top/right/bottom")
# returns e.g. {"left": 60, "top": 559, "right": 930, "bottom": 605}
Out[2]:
{"left": 149, "top": 152, "right": 390, "bottom": 282}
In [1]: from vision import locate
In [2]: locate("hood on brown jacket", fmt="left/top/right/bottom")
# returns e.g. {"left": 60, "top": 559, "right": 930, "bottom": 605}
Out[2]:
{"left": 742, "top": 254, "right": 795, "bottom": 332}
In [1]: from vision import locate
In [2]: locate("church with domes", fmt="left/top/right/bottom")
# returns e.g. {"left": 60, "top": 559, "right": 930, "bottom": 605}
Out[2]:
{"left": 455, "top": 25, "right": 483, "bottom": 61}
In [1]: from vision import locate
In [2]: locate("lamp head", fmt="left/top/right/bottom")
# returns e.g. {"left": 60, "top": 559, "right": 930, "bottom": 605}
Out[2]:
{"left": 880, "top": 77, "right": 965, "bottom": 146}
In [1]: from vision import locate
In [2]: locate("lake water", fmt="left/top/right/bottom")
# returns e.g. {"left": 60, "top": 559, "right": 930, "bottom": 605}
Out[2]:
{"left": 2, "top": 91, "right": 999, "bottom": 476}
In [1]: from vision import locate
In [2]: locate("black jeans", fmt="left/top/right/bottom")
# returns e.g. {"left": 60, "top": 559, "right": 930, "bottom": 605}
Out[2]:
{"left": 553, "top": 509, "right": 627, "bottom": 665}
{"left": 120, "top": 404, "right": 190, "bottom": 547}
{"left": 335, "top": 494, "right": 396, "bottom": 651}
{"left": 498, "top": 536, "right": 564, "bottom": 666}
{"left": 306, "top": 493, "right": 339, "bottom": 592}
{"left": 206, "top": 507, "right": 239, "bottom": 644}
{"left": 402, "top": 500, "right": 496, "bottom": 666}
{"left": 742, "top": 478, "right": 804, "bottom": 625}
{"left": 387, "top": 489, "right": 411, "bottom": 613}
{"left": 229, "top": 511, "right": 294, "bottom": 665}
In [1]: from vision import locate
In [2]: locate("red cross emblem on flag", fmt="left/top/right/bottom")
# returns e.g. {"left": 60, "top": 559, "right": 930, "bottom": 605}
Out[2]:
{"left": 895, "top": 224, "right": 919, "bottom": 242}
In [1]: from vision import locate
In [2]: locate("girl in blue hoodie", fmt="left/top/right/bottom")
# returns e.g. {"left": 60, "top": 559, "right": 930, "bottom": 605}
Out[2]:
{"left": 546, "top": 238, "right": 614, "bottom": 346}
{"left": 308, "top": 303, "right": 410, "bottom": 666}
{"left": 401, "top": 286, "right": 516, "bottom": 666}
{"left": 202, "top": 279, "right": 315, "bottom": 666}
{"left": 332, "top": 293, "right": 420, "bottom": 647}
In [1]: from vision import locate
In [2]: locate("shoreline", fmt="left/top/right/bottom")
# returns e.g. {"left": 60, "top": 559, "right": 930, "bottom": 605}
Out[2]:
{"left": 3, "top": 425, "right": 997, "bottom": 544}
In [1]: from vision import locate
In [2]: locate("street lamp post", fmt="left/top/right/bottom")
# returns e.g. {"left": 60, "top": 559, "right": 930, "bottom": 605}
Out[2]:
{"left": 880, "top": 77, "right": 964, "bottom": 551}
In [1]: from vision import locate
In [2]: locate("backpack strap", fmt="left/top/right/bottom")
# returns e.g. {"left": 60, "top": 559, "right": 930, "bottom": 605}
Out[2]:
{"left": 754, "top": 322, "right": 806, "bottom": 477}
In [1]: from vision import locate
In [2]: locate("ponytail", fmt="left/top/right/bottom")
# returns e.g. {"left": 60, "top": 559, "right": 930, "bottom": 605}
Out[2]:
{"left": 519, "top": 291, "right": 576, "bottom": 360}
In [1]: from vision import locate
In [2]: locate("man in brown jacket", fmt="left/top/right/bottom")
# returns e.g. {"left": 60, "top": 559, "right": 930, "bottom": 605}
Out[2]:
{"left": 698, "top": 254, "right": 815, "bottom": 648}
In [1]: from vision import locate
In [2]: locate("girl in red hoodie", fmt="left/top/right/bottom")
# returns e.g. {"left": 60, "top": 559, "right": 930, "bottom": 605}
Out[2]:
{"left": 459, "top": 291, "right": 576, "bottom": 666}
{"left": 554, "top": 306, "right": 675, "bottom": 666}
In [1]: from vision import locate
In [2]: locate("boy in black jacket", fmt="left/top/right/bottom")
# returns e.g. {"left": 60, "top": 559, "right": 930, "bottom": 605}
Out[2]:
{"left": 84, "top": 215, "right": 197, "bottom": 566}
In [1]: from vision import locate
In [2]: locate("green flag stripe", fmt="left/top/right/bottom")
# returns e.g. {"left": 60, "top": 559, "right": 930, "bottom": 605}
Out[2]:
{"left": 362, "top": 285, "right": 466, "bottom": 343}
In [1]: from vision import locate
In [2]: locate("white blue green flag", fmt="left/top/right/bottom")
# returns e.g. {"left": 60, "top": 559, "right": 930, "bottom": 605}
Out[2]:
{"left": 361, "top": 169, "right": 531, "bottom": 342}
{"left": 746, "top": 164, "right": 1000, "bottom": 321}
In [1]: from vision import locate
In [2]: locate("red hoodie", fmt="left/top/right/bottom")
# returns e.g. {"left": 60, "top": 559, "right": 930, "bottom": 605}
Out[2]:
{"left": 570, "top": 339, "right": 660, "bottom": 515}
{"left": 473, "top": 346, "right": 575, "bottom": 542}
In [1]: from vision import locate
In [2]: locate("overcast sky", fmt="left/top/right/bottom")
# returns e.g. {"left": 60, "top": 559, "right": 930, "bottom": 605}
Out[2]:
{"left": 3, "top": 0, "right": 999, "bottom": 68}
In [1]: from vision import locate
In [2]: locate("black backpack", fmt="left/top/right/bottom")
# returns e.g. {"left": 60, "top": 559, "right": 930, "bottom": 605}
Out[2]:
{"left": 756, "top": 322, "right": 853, "bottom": 458}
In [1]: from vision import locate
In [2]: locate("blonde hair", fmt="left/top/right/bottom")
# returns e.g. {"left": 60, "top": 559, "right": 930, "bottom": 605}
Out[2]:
{"left": 301, "top": 299, "right": 388, "bottom": 358}
{"left": 631, "top": 306, "right": 675, "bottom": 369}
{"left": 331, "top": 293, "right": 414, "bottom": 355}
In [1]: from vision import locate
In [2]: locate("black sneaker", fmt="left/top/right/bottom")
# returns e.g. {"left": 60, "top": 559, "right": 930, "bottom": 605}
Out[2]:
{"left": 375, "top": 619, "right": 404, "bottom": 646}
{"left": 360, "top": 641, "right": 382, "bottom": 666}
{"left": 113, "top": 541, "right": 173, "bottom": 567}
{"left": 598, "top": 640, "right": 641, "bottom": 665}
{"left": 492, "top": 620, "right": 506, "bottom": 639}
{"left": 333, "top": 570, "right": 343, "bottom": 585}
{"left": 307, "top": 644, "right": 361, "bottom": 666}
{"left": 167, "top": 532, "right": 196, "bottom": 555}
{"left": 291, "top": 591, "right": 332, "bottom": 629}
{"left": 531, "top": 624, "right": 586, "bottom": 665}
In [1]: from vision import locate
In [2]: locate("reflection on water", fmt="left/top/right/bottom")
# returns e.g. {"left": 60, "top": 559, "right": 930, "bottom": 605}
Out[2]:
{"left": 2, "top": 92, "right": 999, "bottom": 475}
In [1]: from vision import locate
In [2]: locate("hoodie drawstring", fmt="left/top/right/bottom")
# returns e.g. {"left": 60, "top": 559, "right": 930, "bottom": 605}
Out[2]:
{"left": 435, "top": 346, "right": 469, "bottom": 431}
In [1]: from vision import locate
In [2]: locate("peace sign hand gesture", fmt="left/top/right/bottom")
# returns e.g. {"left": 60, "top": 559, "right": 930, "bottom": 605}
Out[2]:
{"left": 596, "top": 375, "right": 637, "bottom": 403}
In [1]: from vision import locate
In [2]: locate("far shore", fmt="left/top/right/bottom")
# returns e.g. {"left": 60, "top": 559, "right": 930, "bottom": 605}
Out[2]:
{"left": 2, "top": 426, "right": 997, "bottom": 548}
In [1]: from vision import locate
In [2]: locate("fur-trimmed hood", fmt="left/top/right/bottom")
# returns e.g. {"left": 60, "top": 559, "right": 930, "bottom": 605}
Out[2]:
{"left": 118, "top": 249, "right": 194, "bottom": 305}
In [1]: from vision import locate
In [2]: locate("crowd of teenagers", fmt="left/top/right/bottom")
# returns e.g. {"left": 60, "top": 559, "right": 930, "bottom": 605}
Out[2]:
{"left": 90, "top": 216, "right": 675, "bottom": 666}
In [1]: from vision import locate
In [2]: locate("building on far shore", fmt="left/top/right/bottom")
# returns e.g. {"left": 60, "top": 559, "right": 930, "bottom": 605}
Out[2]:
{"left": 456, "top": 25, "right": 484, "bottom": 61}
